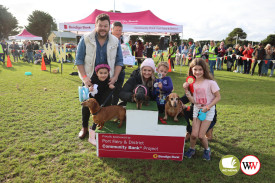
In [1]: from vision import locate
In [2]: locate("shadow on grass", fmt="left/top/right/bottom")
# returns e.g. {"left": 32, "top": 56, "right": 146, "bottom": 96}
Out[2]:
{"left": 99, "top": 138, "right": 272, "bottom": 182}
{"left": 1, "top": 65, "right": 17, "bottom": 71}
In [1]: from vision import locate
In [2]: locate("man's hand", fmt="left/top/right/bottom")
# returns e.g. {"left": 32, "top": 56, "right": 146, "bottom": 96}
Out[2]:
{"left": 83, "top": 77, "right": 92, "bottom": 87}
{"left": 109, "top": 76, "right": 118, "bottom": 86}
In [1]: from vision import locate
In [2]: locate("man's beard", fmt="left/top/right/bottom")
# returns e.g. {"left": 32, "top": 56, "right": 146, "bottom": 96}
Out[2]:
{"left": 98, "top": 30, "right": 108, "bottom": 39}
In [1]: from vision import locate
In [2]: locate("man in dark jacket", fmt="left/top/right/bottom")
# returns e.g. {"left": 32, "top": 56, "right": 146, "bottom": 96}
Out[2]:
{"left": 251, "top": 43, "right": 266, "bottom": 76}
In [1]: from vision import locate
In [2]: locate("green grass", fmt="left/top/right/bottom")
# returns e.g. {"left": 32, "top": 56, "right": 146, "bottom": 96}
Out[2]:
{"left": 0, "top": 56, "right": 275, "bottom": 182}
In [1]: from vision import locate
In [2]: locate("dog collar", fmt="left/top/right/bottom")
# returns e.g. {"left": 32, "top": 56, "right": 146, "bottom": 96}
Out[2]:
{"left": 134, "top": 85, "right": 148, "bottom": 96}
{"left": 92, "top": 107, "right": 102, "bottom": 115}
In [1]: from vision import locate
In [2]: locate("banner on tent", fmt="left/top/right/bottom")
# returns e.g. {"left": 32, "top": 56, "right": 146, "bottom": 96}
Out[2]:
{"left": 59, "top": 23, "right": 95, "bottom": 31}
{"left": 59, "top": 23, "right": 182, "bottom": 33}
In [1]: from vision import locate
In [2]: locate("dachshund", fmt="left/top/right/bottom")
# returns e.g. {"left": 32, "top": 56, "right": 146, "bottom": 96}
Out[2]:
{"left": 81, "top": 98, "right": 126, "bottom": 130}
{"left": 132, "top": 85, "right": 150, "bottom": 109}
{"left": 163, "top": 93, "right": 185, "bottom": 122}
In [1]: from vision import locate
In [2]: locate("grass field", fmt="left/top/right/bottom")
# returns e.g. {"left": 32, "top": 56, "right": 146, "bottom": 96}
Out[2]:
{"left": 0, "top": 56, "right": 275, "bottom": 182}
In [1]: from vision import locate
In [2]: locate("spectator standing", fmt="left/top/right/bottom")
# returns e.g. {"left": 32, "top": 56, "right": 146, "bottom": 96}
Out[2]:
{"left": 242, "top": 43, "right": 254, "bottom": 74}
{"left": 208, "top": 40, "right": 218, "bottom": 76}
{"left": 269, "top": 47, "right": 275, "bottom": 77}
{"left": 9, "top": 41, "right": 20, "bottom": 62}
{"left": 1, "top": 40, "right": 8, "bottom": 62}
{"left": 136, "top": 40, "right": 144, "bottom": 66}
{"left": 262, "top": 44, "right": 272, "bottom": 76}
{"left": 168, "top": 41, "right": 177, "bottom": 71}
{"left": 236, "top": 46, "right": 244, "bottom": 73}
{"left": 26, "top": 41, "right": 34, "bottom": 63}
{"left": 144, "top": 42, "right": 149, "bottom": 57}
{"left": 193, "top": 41, "right": 202, "bottom": 58}
{"left": 201, "top": 45, "right": 209, "bottom": 61}
{"left": 0, "top": 43, "right": 4, "bottom": 63}
{"left": 251, "top": 43, "right": 266, "bottom": 76}
{"left": 146, "top": 42, "right": 153, "bottom": 58}
{"left": 226, "top": 47, "right": 234, "bottom": 71}
{"left": 216, "top": 42, "right": 226, "bottom": 70}
{"left": 232, "top": 44, "right": 240, "bottom": 71}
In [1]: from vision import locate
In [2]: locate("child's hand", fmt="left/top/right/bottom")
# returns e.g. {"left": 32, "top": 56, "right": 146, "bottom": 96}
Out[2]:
{"left": 109, "top": 84, "right": 115, "bottom": 89}
{"left": 183, "top": 82, "right": 189, "bottom": 90}
{"left": 158, "top": 82, "right": 163, "bottom": 89}
{"left": 89, "top": 85, "right": 94, "bottom": 92}
{"left": 202, "top": 106, "right": 208, "bottom": 113}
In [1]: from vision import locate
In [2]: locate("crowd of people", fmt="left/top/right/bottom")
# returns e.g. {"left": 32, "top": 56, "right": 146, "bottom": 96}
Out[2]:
{"left": 0, "top": 39, "right": 75, "bottom": 65}
{"left": 171, "top": 40, "right": 275, "bottom": 77}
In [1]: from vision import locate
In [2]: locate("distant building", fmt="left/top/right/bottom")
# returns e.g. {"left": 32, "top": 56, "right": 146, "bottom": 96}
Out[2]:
{"left": 48, "top": 31, "right": 78, "bottom": 44}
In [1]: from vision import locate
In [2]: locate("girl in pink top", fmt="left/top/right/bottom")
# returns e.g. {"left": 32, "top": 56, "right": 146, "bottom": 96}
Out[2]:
{"left": 183, "top": 58, "right": 221, "bottom": 160}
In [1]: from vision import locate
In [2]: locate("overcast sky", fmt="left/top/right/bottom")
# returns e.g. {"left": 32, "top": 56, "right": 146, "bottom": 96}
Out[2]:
{"left": 2, "top": 0, "right": 275, "bottom": 41}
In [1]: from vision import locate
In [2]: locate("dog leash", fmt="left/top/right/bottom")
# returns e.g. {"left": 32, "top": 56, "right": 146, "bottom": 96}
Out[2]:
{"left": 92, "top": 91, "right": 114, "bottom": 115}
{"left": 100, "top": 90, "right": 114, "bottom": 107}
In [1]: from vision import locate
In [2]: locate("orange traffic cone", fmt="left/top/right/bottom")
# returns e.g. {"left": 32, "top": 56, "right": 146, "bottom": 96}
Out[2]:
{"left": 7, "top": 55, "right": 12, "bottom": 67}
{"left": 168, "top": 59, "right": 172, "bottom": 72}
{"left": 41, "top": 56, "right": 46, "bottom": 71}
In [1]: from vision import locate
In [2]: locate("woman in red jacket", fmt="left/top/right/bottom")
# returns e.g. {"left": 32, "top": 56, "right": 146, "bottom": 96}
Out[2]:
{"left": 242, "top": 43, "right": 254, "bottom": 74}
{"left": 136, "top": 40, "right": 144, "bottom": 67}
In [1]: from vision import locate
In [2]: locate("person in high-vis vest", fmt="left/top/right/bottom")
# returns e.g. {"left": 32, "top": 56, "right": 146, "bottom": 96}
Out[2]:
{"left": 208, "top": 40, "right": 218, "bottom": 76}
{"left": 0, "top": 43, "right": 4, "bottom": 63}
{"left": 193, "top": 41, "right": 202, "bottom": 58}
{"left": 1, "top": 40, "right": 8, "bottom": 62}
{"left": 168, "top": 41, "right": 177, "bottom": 71}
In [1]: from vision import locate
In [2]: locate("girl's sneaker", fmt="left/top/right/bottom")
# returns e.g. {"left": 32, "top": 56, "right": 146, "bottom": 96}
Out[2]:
{"left": 184, "top": 148, "right": 195, "bottom": 158}
{"left": 203, "top": 148, "right": 211, "bottom": 161}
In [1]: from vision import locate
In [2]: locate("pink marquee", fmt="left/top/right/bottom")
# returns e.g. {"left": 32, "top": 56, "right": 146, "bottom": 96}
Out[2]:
{"left": 59, "top": 9, "right": 182, "bottom": 35}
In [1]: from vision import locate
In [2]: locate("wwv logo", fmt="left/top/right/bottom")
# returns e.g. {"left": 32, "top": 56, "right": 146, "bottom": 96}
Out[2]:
{"left": 240, "top": 155, "right": 261, "bottom": 176}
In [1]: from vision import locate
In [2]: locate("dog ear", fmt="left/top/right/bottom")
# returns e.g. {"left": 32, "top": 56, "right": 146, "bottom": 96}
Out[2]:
{"left": 132, "top": 94, "right": 136, "bottom": 102}
{"left": 165, "top": 95, "right": 169, "bottom": 102}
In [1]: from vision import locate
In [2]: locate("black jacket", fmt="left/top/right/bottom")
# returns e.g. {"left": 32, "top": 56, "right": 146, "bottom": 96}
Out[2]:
{"left": 253, "top": 47, "right": 266, "bottom": 60}
{"left": 119, "top": 68, "right": 154, "bottom": 103}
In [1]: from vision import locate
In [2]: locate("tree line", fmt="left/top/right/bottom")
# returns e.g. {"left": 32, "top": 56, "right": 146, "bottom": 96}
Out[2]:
{"left": 1, "top": 5, "right": 274, "bottom": 46}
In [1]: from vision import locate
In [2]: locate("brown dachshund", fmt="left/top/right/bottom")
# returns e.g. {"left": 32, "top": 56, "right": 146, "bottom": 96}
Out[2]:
{"left": 163, "top": 93, "right": 185, "bottom": 122}
{"left": 81, "top": 98, "right": 126, "bottom": 130}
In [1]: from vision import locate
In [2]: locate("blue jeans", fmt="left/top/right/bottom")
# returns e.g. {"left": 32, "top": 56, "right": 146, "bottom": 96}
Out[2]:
{"left": 216, "top": 57, "right": 222, "bottom": 70}
{"left": 27, "top": 52, "right": 33, "bottom": 63}
{"left": 270, "top": 62, "right": 275, "bottom": 76}
{"left": 209, "top": 60, "right": 216, "bottom": 76}
{"left": 236, "top": 65, "right": 243, "bottom": 73}
{"left": 261, "top": 60, "right": 271, "bottom": 75}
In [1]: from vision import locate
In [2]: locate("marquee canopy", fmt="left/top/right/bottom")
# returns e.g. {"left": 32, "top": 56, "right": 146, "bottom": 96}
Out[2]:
{"left": 8, "top": 29, "right": 43, "bottom": 40}
{"left": 59, "top": 9, "right": 182, "bottom": 35}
